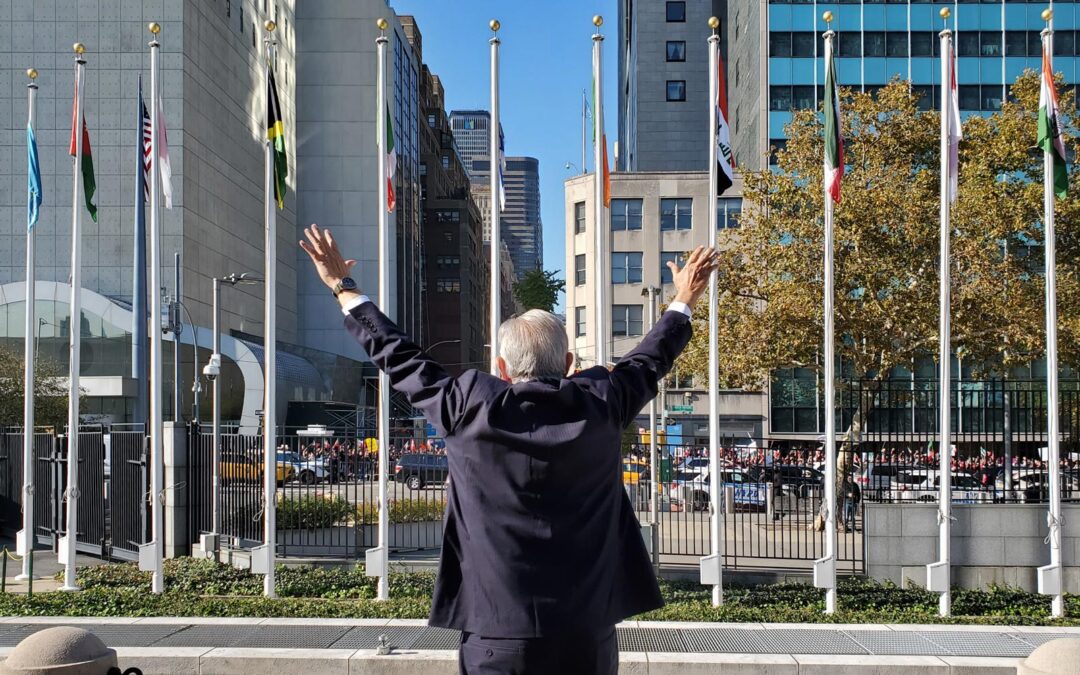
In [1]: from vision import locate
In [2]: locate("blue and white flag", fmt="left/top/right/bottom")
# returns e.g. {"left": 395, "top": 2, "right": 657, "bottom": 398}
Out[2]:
{"left": 498, "top": 130, "right": 506, "bottom": 211}
{"left": 27, "top": 123, "right": 42, "bottom": 230}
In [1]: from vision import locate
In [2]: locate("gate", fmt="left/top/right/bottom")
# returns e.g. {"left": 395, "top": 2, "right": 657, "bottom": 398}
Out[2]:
{"left": 108, "top": 430, "right": 150, "bottom": 561}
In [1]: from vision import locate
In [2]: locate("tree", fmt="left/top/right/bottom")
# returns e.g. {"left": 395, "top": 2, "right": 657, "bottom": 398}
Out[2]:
{"left": 512, "top": 269, "right": 565, "bottom": 313}
{"left": 681, "top": 74, "right": 1078, "bottom": 522}
{"left": 0, "top": 345, "right": 78, "bottom": 430}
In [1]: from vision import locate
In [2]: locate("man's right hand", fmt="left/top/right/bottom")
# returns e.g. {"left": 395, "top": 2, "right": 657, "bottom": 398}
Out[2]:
{"left": 667, "top": 245, "right": 720, "bottom": 308}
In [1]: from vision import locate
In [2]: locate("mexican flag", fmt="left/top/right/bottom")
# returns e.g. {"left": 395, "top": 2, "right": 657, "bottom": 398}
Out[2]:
{"left": 1039, "top": 42, "right": 1068, "bottom": 199}
{"left": 385, "top": 104, "right": 397, "bottom": 213}
{"left": 823, "top": 38, "right": 843, "bottom": 204}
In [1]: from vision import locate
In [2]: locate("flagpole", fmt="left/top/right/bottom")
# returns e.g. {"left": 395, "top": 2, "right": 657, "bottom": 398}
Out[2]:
{"left": 372, "top": 17, "right": 391, "bottom": 602}
{"left": 147, "top": 23, "right": 166, "bottom": 595}
{"left": 929, "top": 8, "right": 954, "bottom": 618}
{"left": 18, "top": 67, "right": 40, "bottom": 582}
{"left": 489, "top": 19, "right": 501, "bottom": 374}
{"left": 1041, "top": 8, "right": 1064, "bottom": 619}
{"left": 706, "top": 17, "right": 724, "bottom": 608}
{"left": 592, "top": 16, "right": 608, "bottom": 368}
{"left": 261, "top": 19, "right": 279, "bottom": 599}
{"left": 60, "top": 43, "right": 87, "bottom": 592}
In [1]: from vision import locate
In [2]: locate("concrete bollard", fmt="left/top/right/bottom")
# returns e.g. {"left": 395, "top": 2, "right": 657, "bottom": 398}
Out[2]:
{"left": 0, "top": 626, "right": 118, "bottom": 674}
{"left": 1017, "top": 638, "right": 1080, "bottom": 675}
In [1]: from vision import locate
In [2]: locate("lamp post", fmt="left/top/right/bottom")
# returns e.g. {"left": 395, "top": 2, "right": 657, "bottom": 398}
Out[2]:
{"left": 204, "top": 272, "right": 262, "bottom": 545}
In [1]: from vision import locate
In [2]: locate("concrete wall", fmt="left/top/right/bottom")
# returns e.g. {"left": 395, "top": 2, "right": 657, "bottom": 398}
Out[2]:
{"left": 866, "top": 503, "right": 1080, "bottom": 592}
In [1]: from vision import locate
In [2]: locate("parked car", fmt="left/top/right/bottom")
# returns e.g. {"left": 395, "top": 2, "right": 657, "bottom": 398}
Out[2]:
{"left": 220, "top": 449, "right": 294, "bottom": 485}
{"left": 669, "top": 469, "right": 767, "bottom": 512}
{"left": 394, "top": 453, "right": 449, "bottom": 490}
{"left": 994, "top": 471, "right": 1080, "bottom": 503}
{"left": 748, "top": 465, "right": 824, "bottom": 499}
{"left": 676, "top": 457, "right": 710, "bottom": 475}
{"left": 856, "top": 463, "right": 918, "bottom": 500}
{"left": 276, "top": 451, "right": 330, "bottom": 486}
{"left": 885, "top": 470, "right": 991, "bottom": 504}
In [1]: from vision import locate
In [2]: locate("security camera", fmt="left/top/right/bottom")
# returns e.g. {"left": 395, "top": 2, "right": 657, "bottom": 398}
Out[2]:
{"left": 202, "top": 353, "right": 221, "bottom": 381}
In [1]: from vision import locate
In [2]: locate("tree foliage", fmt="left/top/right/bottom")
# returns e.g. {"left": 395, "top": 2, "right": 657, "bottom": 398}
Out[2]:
{"left": 512, "top": 269, "right": 566, "bottom": 313}
{"left": 683, "top": 72, "right": 1079, "bottom": 393}
{"left": 0, "top": 345, "right": 77, "bottom": 430}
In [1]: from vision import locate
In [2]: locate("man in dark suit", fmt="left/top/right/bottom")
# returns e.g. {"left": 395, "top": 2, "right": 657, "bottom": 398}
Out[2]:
{"left": 301, "top": 224, "right": 718, "bottom": 674}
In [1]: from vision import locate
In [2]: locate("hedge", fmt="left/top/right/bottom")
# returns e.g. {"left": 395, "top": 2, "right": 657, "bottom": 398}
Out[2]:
{"left": 275, "top": 496, "right": 445, "bottom": 529}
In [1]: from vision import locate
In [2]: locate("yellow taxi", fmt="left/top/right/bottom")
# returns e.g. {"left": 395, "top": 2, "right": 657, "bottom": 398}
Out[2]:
{"left": 220, "top": 449, "right": 295, "bottom": 485}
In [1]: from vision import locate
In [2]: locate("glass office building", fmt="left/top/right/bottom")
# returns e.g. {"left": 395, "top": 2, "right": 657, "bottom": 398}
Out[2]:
{"left": 730, "top": 1, "right": 1080, "bottom": 168}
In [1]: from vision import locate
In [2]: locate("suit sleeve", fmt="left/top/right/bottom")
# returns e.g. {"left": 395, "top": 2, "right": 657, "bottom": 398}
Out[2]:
{"left": 344, "top": 302, "right": 470, "bottom": 438}
{"left": 606, "top": 310, "right": 693, "bottom": 427}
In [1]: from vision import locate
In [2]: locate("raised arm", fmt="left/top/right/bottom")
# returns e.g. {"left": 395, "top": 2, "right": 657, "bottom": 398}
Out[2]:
{"left": 300, "top": 224, "right": 468, "bottom": 437}
{"left": 607, "top": 245, "right": 719, "bottom": 425}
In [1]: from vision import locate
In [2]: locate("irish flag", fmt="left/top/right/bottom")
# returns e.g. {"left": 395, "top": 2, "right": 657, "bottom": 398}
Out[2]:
{"left": 823, "top": 37, "right": 843, "bottom": 204}
{"left": 385, "top": 104, "right": 397, "bottom": 213}
{"left": 1039, "top": 41, "right": 1068, "bottom": 199}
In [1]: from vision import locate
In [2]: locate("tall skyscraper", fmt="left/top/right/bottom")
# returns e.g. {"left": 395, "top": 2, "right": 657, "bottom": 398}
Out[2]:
{"left": 617, "top": 0, "right": 726, "bottom": 171}
{"left": 472, "top": 157, "right": 543, "bottom": 281}
{"left": 728, "top": 0, "right": 1080, "bottom": 171}
{"left": 449, "top": 110, "right": 504, "bottom": 182}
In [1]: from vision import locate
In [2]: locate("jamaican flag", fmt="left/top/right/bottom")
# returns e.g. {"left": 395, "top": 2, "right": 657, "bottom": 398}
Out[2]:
{"left": 267, "top": 66, "right": 287, "bottom": 209}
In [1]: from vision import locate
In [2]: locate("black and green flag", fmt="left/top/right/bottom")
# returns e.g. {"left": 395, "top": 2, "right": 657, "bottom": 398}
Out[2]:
{"left": 267, "top": 67, "right": 287, "bottom": 209}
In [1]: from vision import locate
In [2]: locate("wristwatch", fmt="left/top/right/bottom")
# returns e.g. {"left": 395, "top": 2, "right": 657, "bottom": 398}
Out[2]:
{"left": 332, "top": 277, "right": 358, "bottom": 297}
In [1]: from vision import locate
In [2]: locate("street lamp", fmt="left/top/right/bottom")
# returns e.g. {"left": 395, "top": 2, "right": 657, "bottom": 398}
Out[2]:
{"left": 425, "top": 339, "right": 461, "bottom": 355}
{"left": 204, "top": 272, "right": 262, "bottom": 549}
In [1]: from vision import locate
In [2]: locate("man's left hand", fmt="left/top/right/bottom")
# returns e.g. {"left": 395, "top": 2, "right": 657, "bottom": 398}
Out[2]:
{"left": 300, "top": 224, "right": 358, "bottom": 293}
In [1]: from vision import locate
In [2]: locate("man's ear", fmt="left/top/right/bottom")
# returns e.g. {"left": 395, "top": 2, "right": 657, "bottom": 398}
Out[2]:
{"left": 496, "top": 356, "right": 512, "bottom": 383}
{"left": 565, "top": 352, "right": 575, "bottom": 376}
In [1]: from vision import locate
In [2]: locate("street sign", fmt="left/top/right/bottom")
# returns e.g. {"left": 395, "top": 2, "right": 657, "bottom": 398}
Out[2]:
{"left": 669, "top": 405, "right": 694, "bottom": 413}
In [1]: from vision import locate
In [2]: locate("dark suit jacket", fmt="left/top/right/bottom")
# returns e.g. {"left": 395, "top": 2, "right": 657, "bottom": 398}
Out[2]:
{"left": 345, "top": 302, "right": 693, "bottom": 638}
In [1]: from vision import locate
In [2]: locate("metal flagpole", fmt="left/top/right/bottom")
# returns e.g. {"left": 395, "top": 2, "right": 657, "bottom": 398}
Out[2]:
{"left": 261, "top": 19, "right": 279, "bottom": 599}
{"left": 146, "top": 23, "right": 166, "bottom": 594}
{"left": 211, "top": 278, "right": 222, "bottom": 540}
{"left": 370, "top": 17, "right": 391, "bottom": 601}
{"left": 60, "top": 43, "right": 87, "bottom": 593}
{"left": 643, "top": 285, "right": 660, "bottom": 568}
{"left": 1039, "top": 8, "right": 1064, "bottom": 619}
{"left": 173, "top": 253, "right": 182, "bottom": 422}
{"left": 582, "top": 89, "right": 588, "bottom": 175}
{"left": 928, "top": 9, "right": 954, "bottom": 617}
{"left": 133, "top": 78, "right": 149, "bottom": 438}
{"left": 592, "top": 16, "right": 608, "bottom": 368}
{"left": 489, "top": 19, "right": 502, "bottom": 374}
{"left": 704, "top": 17, "right": 724, "bottom": 607}
{"left": 817, "top": 14, "right": 838, "bottom": 614}
{"left": 18, "top": 68, "right": 40, "bottom": 582}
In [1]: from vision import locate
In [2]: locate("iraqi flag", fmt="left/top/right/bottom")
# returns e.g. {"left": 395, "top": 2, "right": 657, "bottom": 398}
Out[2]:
{"left": 716, "top": 52, "right": 734, "bottom": 195}
{"left": 1039, "top": 40, "right": 1069, "bottom": 199}
{"left": 823, "top": 37, "right": 843, "bottom": 204}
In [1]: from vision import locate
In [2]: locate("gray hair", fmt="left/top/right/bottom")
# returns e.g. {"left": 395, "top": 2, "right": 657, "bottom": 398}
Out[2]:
{"left": 497, "top": 310, "right": 569, "bottom": 383}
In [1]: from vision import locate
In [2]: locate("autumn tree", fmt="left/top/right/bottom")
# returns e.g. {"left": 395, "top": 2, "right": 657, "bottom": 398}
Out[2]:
{"left": 512, "top": 269, "right": 566, "bottom": 313}
{"left": 682, "top": 73, "right": 1078, "bottom": 503}
{"left": 0, "top": 345, "right": 77, "bottom": 430}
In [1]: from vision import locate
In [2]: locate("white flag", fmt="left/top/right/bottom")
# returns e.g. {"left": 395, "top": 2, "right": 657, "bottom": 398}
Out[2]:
{"left": 157, "top": 97, "right": 174, "bottom": 209}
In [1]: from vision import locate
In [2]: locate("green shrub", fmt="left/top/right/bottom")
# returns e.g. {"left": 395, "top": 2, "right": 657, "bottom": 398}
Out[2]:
{"left": 277, "top": 495, "right": 355, "bottom": 529}
{"left": 356, "top": 500, "right": 446, "bottom": 525}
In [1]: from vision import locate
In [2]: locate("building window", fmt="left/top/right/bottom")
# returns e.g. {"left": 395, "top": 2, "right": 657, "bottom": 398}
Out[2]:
{"left": 611, "top": 252, "right": 643, "bottom": 285}
{"left": 436, "top": 255, "right": 460, "bottom": 268}
{"left": 666, "top": 81, "right": 687, "bottom": 102}
{"left": 610, "top": 199, "right": 642, "bottom": 231}
{"left": 575, "top": 254, "right": 586, "bottom": 286}
{"left": 665, "top": 1, "right": 686, "bottom": 22}
{"left": 770, "top": 86, "right": 793, "bottom": 111}
{"left": 666, "top": 41, "right": 686, "bottom": 62}
{"left": 718, "top": 198, "right": 742, "bottom": 229}
{"left": 441, "top": 155, "right": 450, "bottom": 169}
{"left": 574, "top": 201, "right": 586, "bottom": 234}
{"left": 863, "top": 32, "right": 885, "bottom": 58}
{"left": 660, "top": 252, "right": 680, "bottom": 284}
{"left": 660, "top": 198, "right": 692, "bottom": 231}
{"left": 436, "top": 210, "right": 460, "bottom": 223}
{"left": 575, "top": 307, "right": 586, "bottom": 338}
{"left": 612, "top": 305, "right": 644, "bottom": 337}
{"left": 427, "top": 114, "right": 436, "bottom": 127}
{"left": 436, "top": 279, "right": 461, "bottom": 293}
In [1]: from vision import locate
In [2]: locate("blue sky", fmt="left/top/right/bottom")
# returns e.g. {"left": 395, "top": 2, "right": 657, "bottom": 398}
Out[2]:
{"left": 393, "top": 0, "right": 619, "bottom": 295}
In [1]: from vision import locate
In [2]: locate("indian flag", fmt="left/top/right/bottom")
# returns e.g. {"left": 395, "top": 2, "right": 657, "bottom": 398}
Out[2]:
{"left": 385, "top": 104, "right": 397, "bottom": 213}
{"left": 1039, "top": 40, "right": 1068, "bottom": 199}
{"left": 823, "top": 37, "right": 843, "bottom": 204}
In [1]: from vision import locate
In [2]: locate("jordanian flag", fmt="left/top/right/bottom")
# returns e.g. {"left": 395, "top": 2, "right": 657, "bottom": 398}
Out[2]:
{"left": 385, "top": 104, "right": 397, "bottom": 213}
{"left": 267, "top": 66, "right": 287, "bottom": 209}
{"left": 1039, "top": 41, "right": 1068, "bottom": 199}
{"left": 69, "top": 80, "right": 97, "bottom": 222}
{"left": 716, "top": 51, "right": 735, "bottom": 195}
{"left": 823, "top": 39, "right": 844, "bottom": 204}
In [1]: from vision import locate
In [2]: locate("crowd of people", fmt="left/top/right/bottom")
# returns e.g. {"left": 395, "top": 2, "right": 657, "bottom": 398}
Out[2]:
{"left": 273, "top": 436, "right": 448, "bottom": 483}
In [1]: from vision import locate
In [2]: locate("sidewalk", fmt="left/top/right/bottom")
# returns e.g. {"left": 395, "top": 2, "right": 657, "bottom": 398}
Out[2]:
{"left": 0, "top": 617, "right": 1068, "bottom": 674}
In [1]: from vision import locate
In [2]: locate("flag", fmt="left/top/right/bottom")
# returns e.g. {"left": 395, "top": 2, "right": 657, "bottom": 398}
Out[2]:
{"left": 267, "top": 66, "right": 287, "bottom": 209}
{"left": 1039, "top": 41, "right": 1068, "bottom": 199}
{"left": 27, "top": 123, "right": 42, "bottom": 230}
{"left": 946, "top": 40, "right": 962, "bottom": 204}
{"left": 498, "top": 129, "right": 507, "bottom": 211}
{"left": 385, "top": 104, "right": 397, "bottom": 212}
{"left": 157, "top": 97, "right": 174, "bottom": 209}
{"left": 823, "top": 39, "right": 844, "bottom": 204}
{"left": 141, "top": 95, "right": 152, "bottom": 201}
{"left": 716, "top": 52, "right": 735, "bottom": 196}
{"left": 592, "top": 76, "right": 611, "bottom": 207}
{"left": 69, "top": 79, "right": 98, "bottom": 222}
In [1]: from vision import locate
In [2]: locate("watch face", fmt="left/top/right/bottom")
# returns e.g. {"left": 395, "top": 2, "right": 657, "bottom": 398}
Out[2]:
{"left": 340, "top": 278, "right": 357, "bottom": 291}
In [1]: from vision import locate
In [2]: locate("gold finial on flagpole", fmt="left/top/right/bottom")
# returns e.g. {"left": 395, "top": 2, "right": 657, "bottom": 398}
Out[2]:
{"left": 1042, "top": 8, "right": 1053, "bottom": 22}
{"left": 593, "top": 15, "right": 603, "bottom": 32}
{"left": 489, "top": 19, "right": 500, "bottom": 33}
{"left": 940, "top": 7, "right": 951, "bottom": 31}
{"left": 27, "top": 68, "right": 38, "bottom": 80}
{"left": 149, "top": 22, "right": 161, "bottom": 35}
{"left": 376, "top": 17, "right": 388, "bottom": 34}
{"left": 708, "top": 16, "right": 720, "bottom": 34}
{"left": 73, "top": 43, "right": 85, "bottom": 55}
{"left": 265, "top": 19, "right": 276, "bottom": 32}
{"left": 822, "top": 11, "right": 834, "bottom": 25}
